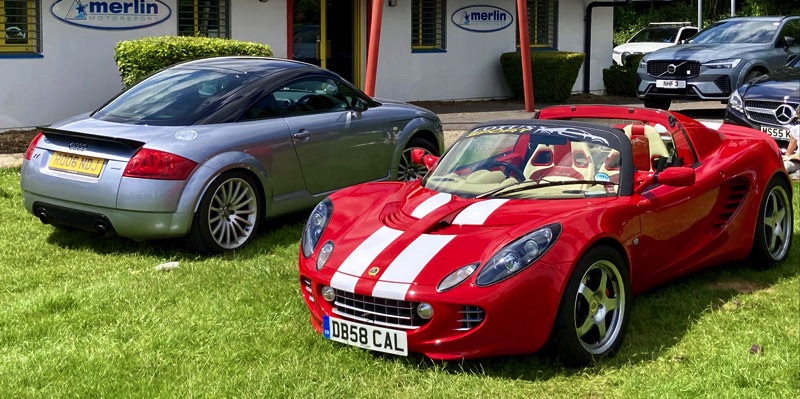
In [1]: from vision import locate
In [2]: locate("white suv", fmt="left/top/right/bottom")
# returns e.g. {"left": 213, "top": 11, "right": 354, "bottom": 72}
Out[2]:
{"left": 612, "top": 22, "right": 698, "bottom": 65}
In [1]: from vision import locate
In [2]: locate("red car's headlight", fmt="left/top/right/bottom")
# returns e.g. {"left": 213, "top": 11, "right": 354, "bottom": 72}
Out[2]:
{"left": 475, "top": 223, "right": 562, "bottom": 286}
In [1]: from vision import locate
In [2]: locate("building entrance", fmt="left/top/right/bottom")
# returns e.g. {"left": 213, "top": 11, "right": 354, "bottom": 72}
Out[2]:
{"left": 291, "top": 0, "right": 360, "bottom": 84}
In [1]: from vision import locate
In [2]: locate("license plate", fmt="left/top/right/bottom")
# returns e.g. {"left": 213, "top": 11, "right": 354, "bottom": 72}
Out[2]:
{"left": 656, "top": 79, "right": 686, "bottom": 89}
{"left": 323, "top": 316, "right": 408, "bottom": 356}
{"left": 760, "top": 126, "right": 790, "bottom": 141}
{"left": 48, "top": 152, "right": 105, "bottom": 177}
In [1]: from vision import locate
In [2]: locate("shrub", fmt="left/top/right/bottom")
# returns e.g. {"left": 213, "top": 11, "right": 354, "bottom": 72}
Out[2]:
{"left": 114, "top": 36, "right": 273, "bottom": 88}
{"left": 602, "top": 53, "right": 645, "bottom": 97}
{"left": 499, "top": 51, "right": 585, "bottom": 103}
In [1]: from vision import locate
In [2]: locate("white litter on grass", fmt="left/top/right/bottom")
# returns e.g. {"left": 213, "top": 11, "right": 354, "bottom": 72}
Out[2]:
{"left": 155, "top": 261, "right": 180, "bottom": 271}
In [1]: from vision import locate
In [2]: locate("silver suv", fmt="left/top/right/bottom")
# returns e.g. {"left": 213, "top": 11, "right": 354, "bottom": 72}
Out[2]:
{"left": 637, "top": 16, "right": 800, "bottom": 110}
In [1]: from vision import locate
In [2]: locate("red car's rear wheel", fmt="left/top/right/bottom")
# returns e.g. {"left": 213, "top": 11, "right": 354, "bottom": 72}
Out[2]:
{"left": 750, "top": 177, "right": 793, "bottom": 267}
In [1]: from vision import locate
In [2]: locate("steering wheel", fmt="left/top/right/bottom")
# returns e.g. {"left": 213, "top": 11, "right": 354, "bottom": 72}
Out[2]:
{"left": 295, "top": 94, "right": 317, "bottom": 112}
{"left": 485, "top": 161, "right": 525, "bottom": 181}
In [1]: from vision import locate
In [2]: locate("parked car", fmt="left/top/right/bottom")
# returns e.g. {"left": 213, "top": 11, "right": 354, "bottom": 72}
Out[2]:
{"left": 20, "top": 56, "right": 444, "bottom": 253}
{"left": 724, "top": 55, "right": 800, "bottom": 153}
{"left": 298, "top": 104, "right": 793, "bottom": 365}
{"left": 612, "top": 22, "right": 698, "bottom": 66}
{"left": 637, "top": 15, "right": 800, "bottom": 110}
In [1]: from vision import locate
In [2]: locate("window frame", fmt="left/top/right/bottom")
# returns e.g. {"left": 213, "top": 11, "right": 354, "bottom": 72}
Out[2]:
{"left": 411, "top": 0, "right": 446, "bottom": 52}
{"left": 517, "top": 0, "right": 558, "bottom": 50}
{"left": 177, "top": 0, "right": 231, "bottom": 39}
{"left": 0, "top": 0, "right": 41, "bottom": 55}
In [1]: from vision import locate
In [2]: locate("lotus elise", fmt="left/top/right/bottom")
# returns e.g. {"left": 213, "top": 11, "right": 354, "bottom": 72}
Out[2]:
{"left": 298, "top": 105, "right": 793, "bottom": 365}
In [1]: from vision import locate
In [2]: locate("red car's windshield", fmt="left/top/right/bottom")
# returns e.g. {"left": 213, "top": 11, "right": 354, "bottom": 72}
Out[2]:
{"left": 423, "top": 123, "right": 626, "bottom": 199}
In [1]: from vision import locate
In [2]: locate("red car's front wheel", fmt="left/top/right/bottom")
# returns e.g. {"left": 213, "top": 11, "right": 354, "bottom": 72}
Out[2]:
{"left": 551, "top": 245, "right": 631, "bottom": 366}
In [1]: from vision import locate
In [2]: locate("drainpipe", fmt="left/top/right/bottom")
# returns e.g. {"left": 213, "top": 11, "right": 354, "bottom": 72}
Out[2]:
{"left": 583, "top": 0, "right": 631, "bottom": 93}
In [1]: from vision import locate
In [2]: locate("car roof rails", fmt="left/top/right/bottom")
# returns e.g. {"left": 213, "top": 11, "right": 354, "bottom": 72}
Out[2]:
{"left": 648, "top": 22, "right": 693, "bottom": 27}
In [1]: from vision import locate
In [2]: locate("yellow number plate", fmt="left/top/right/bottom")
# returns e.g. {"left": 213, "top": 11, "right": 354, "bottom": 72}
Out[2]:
{"left": 48, "top": 152, "right": 105, "bottom": 177}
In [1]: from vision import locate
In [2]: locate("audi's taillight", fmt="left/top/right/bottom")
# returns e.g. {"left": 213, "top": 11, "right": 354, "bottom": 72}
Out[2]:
{"left": 123, "top": 148, "right": 197, "bottom": 180}
{"left": 24, "top": 132, "right": 44, "bottom": 161}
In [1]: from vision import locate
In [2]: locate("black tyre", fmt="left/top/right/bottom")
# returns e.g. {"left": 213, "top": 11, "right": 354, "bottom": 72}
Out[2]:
{"left": 643, "top": 98, "right": 671, "bottom": 110}
{"left": 398, "top": 137, "right": 438, "bottom": 181}
{"left": 744, "top": 69, "right": 764, "bottom": 83}
{"left": 551, "top": 245, "right": 631, "bottom": 366}
{"left": 749, "top": 178, "right": 793, "bottom": 267}
{"left": 185, "top": 171, "right": 262, "bottom": 253}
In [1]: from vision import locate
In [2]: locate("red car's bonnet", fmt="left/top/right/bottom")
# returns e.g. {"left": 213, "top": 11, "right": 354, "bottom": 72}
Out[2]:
{"left": 324, "top": 181, "right": 616, "bottom": 288}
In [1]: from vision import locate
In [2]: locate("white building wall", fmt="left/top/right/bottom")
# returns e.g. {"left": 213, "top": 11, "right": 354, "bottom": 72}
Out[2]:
{"left": 0, "top": 1, "right": 176, "bottom": 129}
{"left": 229, "top": 1, "right": 287, "bottom": 57}
{"left": 0, "top": 0, "right": 614, "bottom": 129}
{"left": 0, "top": 0, "right": 288, "bottom": 129}
{"left": 373, "top": 0, "right": 613, "bottom": 102}
{"left": 373, "top": 0, "right": 517, "bottom": 102}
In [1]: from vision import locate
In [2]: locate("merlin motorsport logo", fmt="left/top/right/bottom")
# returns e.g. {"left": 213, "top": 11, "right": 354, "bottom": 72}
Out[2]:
{"left": 451, "top": 5, "right": 513, "bottom": 33}
{"left": 51, "top": 0, "right": 171, "bottom": 30}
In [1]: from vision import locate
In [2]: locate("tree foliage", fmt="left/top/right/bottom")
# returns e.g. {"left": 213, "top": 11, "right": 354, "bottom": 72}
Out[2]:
{"left": 613, "top": 0, "right": 800, "bottom": 45}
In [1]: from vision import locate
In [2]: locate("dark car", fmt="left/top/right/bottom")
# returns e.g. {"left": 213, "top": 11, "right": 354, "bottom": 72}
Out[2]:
{"left": 637, "top": 16, "right": 800, "bottom": 110}
{"left": 724, "top": 55, "right": 800, "bottom": 153}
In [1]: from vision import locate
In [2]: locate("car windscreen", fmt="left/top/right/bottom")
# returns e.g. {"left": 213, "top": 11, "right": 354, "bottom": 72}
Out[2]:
{"left": 422, "top": 124, "right": 624, "bottom": 199}
{"left": 629, "top": 27, "right": 679, "bottom": 43}
{"left": 690, "top": 20, "right": 780, "bottom": 44}
{"left": 94, "top": 68, "right": 256, "bottom": 126}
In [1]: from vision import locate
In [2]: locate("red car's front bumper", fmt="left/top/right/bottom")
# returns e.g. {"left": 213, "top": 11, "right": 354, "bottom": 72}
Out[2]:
{"left": 298, "top": 257, "right": 572, "bottom": 360}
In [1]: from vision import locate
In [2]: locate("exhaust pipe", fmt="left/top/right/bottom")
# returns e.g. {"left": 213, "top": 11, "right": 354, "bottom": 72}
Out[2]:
{"left": 95, "top": 222, "right": 109, "bottom": 237}
{"left": 37, "top": 209, "right": 49, "bottom": 225}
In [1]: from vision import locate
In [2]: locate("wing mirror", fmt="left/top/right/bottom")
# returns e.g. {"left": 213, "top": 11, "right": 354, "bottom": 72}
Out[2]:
{"left": 783, "top": 36, "right": 796, "bottom": 50}
{"left": 634, "top": 167, "right": 696, "bottom": 194}
{"left": 411, "top": 148, "right": 439, "bottom": 171}
{"left": 352, "top": 98, "right": 369, "bottom": 113}
{"left": 657, "top": 167, "right": 696, "bottom": 186}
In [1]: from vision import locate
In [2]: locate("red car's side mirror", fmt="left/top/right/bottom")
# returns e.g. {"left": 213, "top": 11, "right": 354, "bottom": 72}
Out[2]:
{"left": 411, "top": 148, "right": 439, "bottom": 171}
{"left": 656, "top": 167, "right": 696, "bottom": 187}
{"left": 634, "top": 167, "right": 696, "bottom": 194}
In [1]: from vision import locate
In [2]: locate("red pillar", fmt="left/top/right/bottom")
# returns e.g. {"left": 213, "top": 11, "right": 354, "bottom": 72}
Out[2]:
{"left": 364, "top": 0, "right": 384, "bottom": 97}
{"left": 516, "top": 0, "right": 535, "bottom": 112}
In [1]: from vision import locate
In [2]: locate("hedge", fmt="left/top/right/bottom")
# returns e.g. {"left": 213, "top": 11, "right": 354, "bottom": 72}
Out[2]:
{"left": 499, "top": 51, "right": 585, "bottom": 103}
{"left": 114, "top": 36, "right": 273, "bottom": 88}
{"left": 602, "top": 53, "right": 645, "bottom": 97}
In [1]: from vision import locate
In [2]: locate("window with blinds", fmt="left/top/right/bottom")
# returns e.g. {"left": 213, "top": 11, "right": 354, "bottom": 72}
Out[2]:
{"left": 1, "top": 0, "right": 40, "bottom": 54}
{"left": 411, "top": 0, "right": 446, "bottom": 51}
{"left": 517, "top": 0, "right": 558, "bottom": 48}
{"left": 177, "top": 0, "right": 230, "bottom": 38}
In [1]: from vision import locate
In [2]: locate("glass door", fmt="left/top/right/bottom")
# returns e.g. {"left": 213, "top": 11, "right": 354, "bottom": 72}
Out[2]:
{"left": 292, "top": 0, "right": 358, "bottom": 83}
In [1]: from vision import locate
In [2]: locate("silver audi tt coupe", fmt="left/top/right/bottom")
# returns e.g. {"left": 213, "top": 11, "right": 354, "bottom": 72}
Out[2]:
{"left": 20, "top": 56, "right": 444, "bottom": 253}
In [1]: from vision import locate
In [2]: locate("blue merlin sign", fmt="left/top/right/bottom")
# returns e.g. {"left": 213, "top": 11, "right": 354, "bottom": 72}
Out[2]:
{"left": 51, "top": 0, "right": 171, "bottom": 30}
{"left": 451, "top": 5, "right": 514, "bottom": 33}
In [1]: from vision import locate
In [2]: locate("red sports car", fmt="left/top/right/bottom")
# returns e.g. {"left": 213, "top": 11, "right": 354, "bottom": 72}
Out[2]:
{"left": 298, "top": 105, "right": 793, "bottom": 365}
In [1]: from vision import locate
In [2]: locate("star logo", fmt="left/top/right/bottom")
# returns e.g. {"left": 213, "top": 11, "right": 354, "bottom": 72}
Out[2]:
{"left": 775, "top": 104, "right": 796, "bottom": 125}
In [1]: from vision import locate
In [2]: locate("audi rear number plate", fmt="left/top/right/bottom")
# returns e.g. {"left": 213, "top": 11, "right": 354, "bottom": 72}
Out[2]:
{"left": 760, "top": 126, "right": 790, "bottom": 140}
{"left": 48, "top": 152, "right": 105, "bottom": 177}
{"left": 656, "top": 79, "right": 686, "bottom": 89}
{"left": 323, "top": 316, "right": 408, "bottom": 356}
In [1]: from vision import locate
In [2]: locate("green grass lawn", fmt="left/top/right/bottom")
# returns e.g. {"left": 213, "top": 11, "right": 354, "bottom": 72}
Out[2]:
{"left": 1, "top": 167, "right": 797, "bottom": 398}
